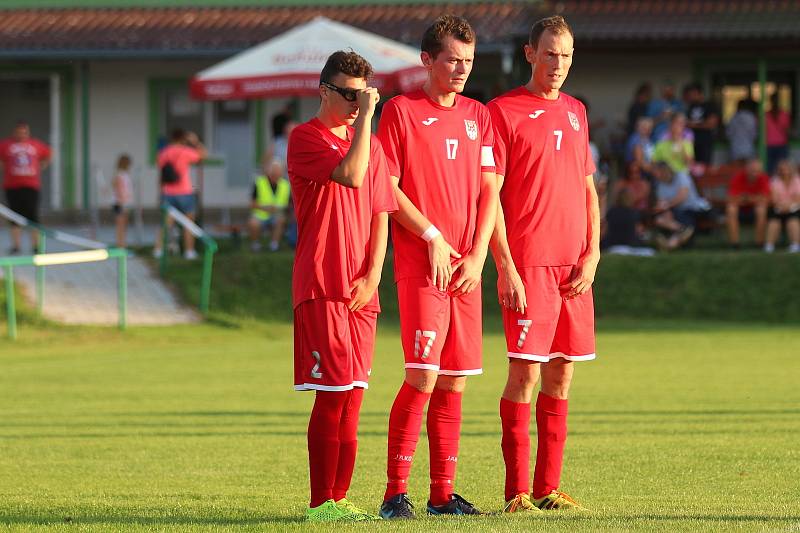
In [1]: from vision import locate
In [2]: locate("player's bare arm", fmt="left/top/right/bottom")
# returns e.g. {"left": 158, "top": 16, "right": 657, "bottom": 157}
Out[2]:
{"left": 562, "top": 173, "right": 601, "bottom": 300}
{"left": 331, "top": 88, "right": 379, "bottom": 188}
{"left": 451, "top": 170, "right": 498, "bottom": 296}
{"left": 489, "top": 174, "right": 527, "bottom": 313}
{"left": 349, "top": 211, "right": 389, "bottom": 312}
{"left": 388, "top": 176, "right": 461, "bottom": 291}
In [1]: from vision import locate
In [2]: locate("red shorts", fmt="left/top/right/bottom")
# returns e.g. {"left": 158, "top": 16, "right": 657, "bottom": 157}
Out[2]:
{"left": 398, "top": 277, "right": 482, "bottom": 376}
{"left": 293, "top": 298, "right": 378, "bottom": 391}
{"left": 501, "top": 266, "right": 596, "bottom": 362}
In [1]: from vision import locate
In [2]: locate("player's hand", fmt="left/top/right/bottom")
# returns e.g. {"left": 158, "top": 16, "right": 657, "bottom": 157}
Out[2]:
{"left": 428, "top": 234, "right": 461, "bottom": 292}
{"left": 450, "top": 251, "right": 486, "bottom": 297}
{"left": 560, "top": 255, "right": 599, "bottom": 300}
{"left": 348, "top": 274, "right": 380, "bottom": 312}
{"left": 357, "top": 87, "right": 380, "bottom": 118}
{"left": 498, "top": 265, "right": 527, "bottom": 314}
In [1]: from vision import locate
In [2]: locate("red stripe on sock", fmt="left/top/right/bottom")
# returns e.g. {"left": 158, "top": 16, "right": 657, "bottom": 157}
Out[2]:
{"left": 500, "top": 397, "right": 531, "bottom": 501}
{"left": 532, "top": 392, "right": 568, "bottom": 499}
{"left": 427, "top": 388, "right": 462, "bottom": 506}
{"left": 385, "top": 382, "right": 431, "bottom": 501}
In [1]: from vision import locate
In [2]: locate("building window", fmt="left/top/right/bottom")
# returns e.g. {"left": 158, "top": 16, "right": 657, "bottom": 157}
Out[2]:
{"left": 712, "top": 71, "right": 794, "bottom": 123}
{"left": 148, "top": 79, "right": 206, "bottom": 163}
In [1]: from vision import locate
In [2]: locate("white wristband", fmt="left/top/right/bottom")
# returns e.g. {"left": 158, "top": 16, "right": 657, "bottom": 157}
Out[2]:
{"left": 421, "top": 225, "right": 441, "bottom": 242}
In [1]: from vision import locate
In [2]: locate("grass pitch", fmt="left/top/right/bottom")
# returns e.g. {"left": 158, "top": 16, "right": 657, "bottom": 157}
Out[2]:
{"left": 1, "top": 319, "right": 799, "bottom": 532}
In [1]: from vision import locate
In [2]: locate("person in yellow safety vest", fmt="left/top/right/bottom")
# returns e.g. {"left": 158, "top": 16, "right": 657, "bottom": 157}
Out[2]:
{"left": 248, "top": 158, "right": 290, "bottom": 252}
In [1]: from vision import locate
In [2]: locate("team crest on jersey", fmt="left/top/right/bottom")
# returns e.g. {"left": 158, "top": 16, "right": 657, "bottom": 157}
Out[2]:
{"left": 567, "top": 111, "right": 580, "bottom": 131}
{"left": 464, "top": 119, "right": 478, "bottom": 140}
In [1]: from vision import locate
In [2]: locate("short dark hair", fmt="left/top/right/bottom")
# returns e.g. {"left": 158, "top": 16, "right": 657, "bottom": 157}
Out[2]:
{"left": 421, "top": 15, "right": 475, "bottom": 59}
{"left": 529, "top": 15, "right": 574, "bottom": 49}
{"left": 319, "top": 50, "right": 374, "bottom": 85}
{"left": 171, "top": 128, "right": 185, "bottom": 142}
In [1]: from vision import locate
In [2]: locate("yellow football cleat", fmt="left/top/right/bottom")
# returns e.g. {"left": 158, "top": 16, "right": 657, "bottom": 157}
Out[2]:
{"left": 504, "top": 493, "right": 544, "bottom": 513}
{"left": 533, "top": 490, "right": 588, "bottom": 511}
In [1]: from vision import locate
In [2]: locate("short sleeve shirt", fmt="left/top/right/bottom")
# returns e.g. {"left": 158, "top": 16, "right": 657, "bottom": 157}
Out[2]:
{"left": 729, "top": 171, "right": 771, "bottom": 197}
{"left": 288, "top": 118, "right": 398, "bottom": 310}
{"left": 377, "top": 90, "right": 495, "bottom": 281}
{"left": 488, "top": 88, "right": 595, "bottom": 267}
{"left": 0, "top": 137, "right": 51, "bottom": 190}
{"left": 158, "top": 144, "right": 201, "bottom": 196}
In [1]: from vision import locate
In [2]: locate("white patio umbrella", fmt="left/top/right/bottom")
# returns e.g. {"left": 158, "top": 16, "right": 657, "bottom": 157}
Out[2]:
{"left": 190, "top": 16, "right": 427, "bottom": 100}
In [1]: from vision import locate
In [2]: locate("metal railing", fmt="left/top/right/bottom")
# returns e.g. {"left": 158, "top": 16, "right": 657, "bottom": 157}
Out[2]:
{"left": 1, "top": 248, "right": 129, "bottom": 340}
{"left": 159, "top": 205, "right": 218, "bottom": 315}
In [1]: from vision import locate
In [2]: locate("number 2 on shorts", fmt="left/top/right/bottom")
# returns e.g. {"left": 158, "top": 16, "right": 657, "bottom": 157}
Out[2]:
{"left": 310, "top": 350, "right": 322, "bottom": 379}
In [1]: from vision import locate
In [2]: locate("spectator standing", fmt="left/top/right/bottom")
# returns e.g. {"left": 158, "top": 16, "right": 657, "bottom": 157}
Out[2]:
{"left": 248, "top": 158, "right": 290, "bottom": 252}
{"left": 684, "top": 83, "right": 719, "bottom": 171}
{"left": 112, "top": 154, "right": 133, "bottom": 248}
{"left": 726, "top": 158, "right": 770, "bottom": 248}
{"left": 153, "top": 129, "right": 207, "bottom": 260}
{"left": 270, "top": 110, "right": 298, "bottom": 166}
{"left": 727, "top": 99, "right": 758, "bottom": 162}
{"left": 627, "top": 82, "right": 652, "bottom": 135}
{"left": 647, "top": 82, "right": 684, "bottom": 141}
{"left": 0, "top": 121, "right": 51, "bottom": 254}
{"left": 765, "top": 93, "right": 791, "bottom": 175}
{"left": 765, "top": 159, "right": 800, "bottom": 253}
{"left": 653, "top": 113, "right": 694, "bottom": 174}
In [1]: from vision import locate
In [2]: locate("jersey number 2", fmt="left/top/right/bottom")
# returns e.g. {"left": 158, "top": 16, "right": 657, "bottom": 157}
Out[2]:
{"left": 445, "top": 139, "right": 459, "bottom": 160}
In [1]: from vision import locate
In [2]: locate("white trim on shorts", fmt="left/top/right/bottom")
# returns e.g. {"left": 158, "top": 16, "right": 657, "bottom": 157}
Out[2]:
{"left": 405, "top": 363, "right": 440, "bottom": 371}
{"left": 438, "top": 368, "right": 483, "bottom": 376}
{"left": 507, "top": 351, "right": 596, "bottom": 362}
{"left": 294, "top": 382, "right": 370, "bottom": 392}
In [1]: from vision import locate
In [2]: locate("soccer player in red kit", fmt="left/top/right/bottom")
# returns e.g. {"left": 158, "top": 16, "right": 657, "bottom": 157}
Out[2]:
{"left": 488, "top": 16, "right": 600, "bottom": 512}
{"left": 377, "top": 15, "right": 498, "bottom": 518}
{"left": 287, "top": 50, "right": 398, "bottom": 522}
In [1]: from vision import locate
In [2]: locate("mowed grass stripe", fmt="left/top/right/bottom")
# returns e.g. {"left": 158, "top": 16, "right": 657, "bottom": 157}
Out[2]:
{"left": 1, "top": 320, "right": 799, "bottom": 531}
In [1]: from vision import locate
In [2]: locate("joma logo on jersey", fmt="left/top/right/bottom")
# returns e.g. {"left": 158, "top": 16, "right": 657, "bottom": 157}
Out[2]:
{"left": 464, "top": 120, "right": 478, "bottom": 140}
{"left": 529, "top": 110, "right": 545, "bottom": 119}
{"left": 422, "top": 117, "right": 438, "bottom": 126}
{"left": 568, "top": 111, "right": 580, "bottom": 131}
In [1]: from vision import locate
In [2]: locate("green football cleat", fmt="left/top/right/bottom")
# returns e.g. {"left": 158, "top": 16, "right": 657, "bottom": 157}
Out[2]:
{"left": 305, "top": 499, "right": 348, "bottom": 522}
{"left": 504, "top": 493, "right": 544, "bottom": 513}
{"left": 533, "top": 490, "right": 588, "bottom": 511}
{"left": 336, "top": 498, "right": 381, "bottom": 521}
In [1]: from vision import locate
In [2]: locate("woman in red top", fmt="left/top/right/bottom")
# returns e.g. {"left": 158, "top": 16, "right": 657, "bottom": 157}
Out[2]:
{"left": 766, "top": 93, "right": 792, "bottom": 175}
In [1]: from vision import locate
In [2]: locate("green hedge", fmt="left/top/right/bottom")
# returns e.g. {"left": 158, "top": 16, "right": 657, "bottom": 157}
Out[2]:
{"left": 162, "top": 245, "right": 800, "bottom": 324}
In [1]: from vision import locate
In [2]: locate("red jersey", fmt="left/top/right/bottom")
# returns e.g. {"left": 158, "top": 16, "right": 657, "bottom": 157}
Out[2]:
{"left": 0, "top": 137, "right": 51, "bottom": 190}
{"left": 377, "top": 90, "right": 495, "bottom": 281}
{"left": 288, "top": 118, "right": 397, "bottom": 310}
{"left": 158, "top": 144, "right": 201, "bottom": 196}
{"left": 729, "top": 171, "right": 770, "bottom": 198}
{"left": 488, "top": 88, "right": 595, "bottom": 267}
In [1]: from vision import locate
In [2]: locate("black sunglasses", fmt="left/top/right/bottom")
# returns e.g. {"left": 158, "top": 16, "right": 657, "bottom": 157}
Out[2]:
{"left": 321, "top": 81, "right": 359, "bottom": 102}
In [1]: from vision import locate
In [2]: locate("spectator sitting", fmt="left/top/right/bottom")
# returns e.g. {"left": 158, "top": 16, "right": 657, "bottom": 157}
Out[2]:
{"left": 766, "top": 92, "right": 791, "bottom": 175}
{"left": 613, "top": 161, "right": 651, "bottom": 214}
{"left": 653, "top": 113, "right": 694, "bottom": 175}
{"left": 726, "top": 158, "right": 770, "bottom": 249}
{"left": 652, "top": 162, "right": 709, "bottom": 251}
{"left": 601, "top": 188, "right": 655, "bottom": 256}
{"left": 764, "top": 159, "right": 800, "bottom": 253}
{"left": 248, "top": 158, "right": 290, "bottom": 252}
{"left": 625, "top": 117, "right": 655, "bottom": 172}
{"left": 727, "top": 99, "right": 758, "bottom": 163}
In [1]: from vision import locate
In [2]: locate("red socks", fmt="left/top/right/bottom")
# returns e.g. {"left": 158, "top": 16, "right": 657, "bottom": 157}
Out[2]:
{"left": 427, "top": 388, "right": 462, "bottom": 506}
{"left": 384, "top": 382, "right": 431, "bottom": 501}
{"left": 332, "top": 388, "right": 364, "bottom": 502}
{"left": 500, "top": 397, "right": 531, "bottom": 501}
{"left": 307, "top": 390, "right": 348, "bottom": 507}
{"left": 532, "top": 392, "right": 568, "bottom": 499}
